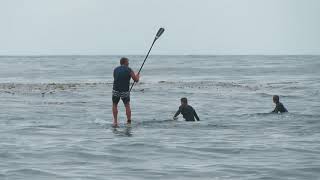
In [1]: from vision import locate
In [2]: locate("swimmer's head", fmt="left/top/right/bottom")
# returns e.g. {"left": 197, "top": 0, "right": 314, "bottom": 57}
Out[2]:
{"left": 180, "top": 97, "right": 188, "bottom": 106}
{"left": 273, "top": 95, "right": 280, "bottom": 104}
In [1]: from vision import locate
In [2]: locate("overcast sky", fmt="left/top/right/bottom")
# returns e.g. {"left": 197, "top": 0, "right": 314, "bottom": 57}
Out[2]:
{"left": 0, "top": 0, "right": 319, "bottom": 55}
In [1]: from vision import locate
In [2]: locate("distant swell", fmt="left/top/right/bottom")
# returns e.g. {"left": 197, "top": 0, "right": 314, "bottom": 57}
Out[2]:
{"left": 0, "top": 80, "right": 303, "bottom": 95}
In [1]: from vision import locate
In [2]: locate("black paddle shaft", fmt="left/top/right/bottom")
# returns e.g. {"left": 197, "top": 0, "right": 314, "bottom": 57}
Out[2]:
{"left": 129, "top": 28, "right": 165, "bottom": 92}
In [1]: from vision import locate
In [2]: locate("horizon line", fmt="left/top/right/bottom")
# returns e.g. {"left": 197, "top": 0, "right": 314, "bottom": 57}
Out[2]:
{"left": 1, "top": 54, "right": 320, "bottom": 57}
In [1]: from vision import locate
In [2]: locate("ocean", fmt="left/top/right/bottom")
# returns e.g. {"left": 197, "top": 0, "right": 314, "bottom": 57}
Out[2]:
{"left": 0, "top": 55, "right": 319, "bottom": 180}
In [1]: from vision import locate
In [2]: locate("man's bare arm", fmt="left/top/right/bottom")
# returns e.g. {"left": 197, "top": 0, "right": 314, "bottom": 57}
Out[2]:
{"left": 130, "top": 71, "right": 140, "bottom": 82}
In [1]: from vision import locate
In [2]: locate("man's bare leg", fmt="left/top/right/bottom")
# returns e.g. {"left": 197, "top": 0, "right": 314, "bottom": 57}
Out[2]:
{"left": 112, "top": 103, "right": 118, "bottom": 126}
{"left": 125, "top": 103, "right": 131, "bottom": 124}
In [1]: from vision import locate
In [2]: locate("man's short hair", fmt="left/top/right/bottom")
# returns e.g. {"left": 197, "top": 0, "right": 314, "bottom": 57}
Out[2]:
{"left": 120, "top": 57, "right": 129, "bottom": 65}
{"left": 273, "top": 95, "right": 279, "bottom": 102}
{"left": 181, "top": 97, "right": 188, "bottom": 104}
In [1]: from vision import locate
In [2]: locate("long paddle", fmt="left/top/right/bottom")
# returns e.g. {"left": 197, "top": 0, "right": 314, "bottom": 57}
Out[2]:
{"left": 129, "top": 28, "right": 165, "bottom": 92}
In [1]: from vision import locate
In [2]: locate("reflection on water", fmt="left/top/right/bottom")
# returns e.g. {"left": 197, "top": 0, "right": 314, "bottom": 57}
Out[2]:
{"left": 112, "top": 125, "right": 133, "bottom": 137}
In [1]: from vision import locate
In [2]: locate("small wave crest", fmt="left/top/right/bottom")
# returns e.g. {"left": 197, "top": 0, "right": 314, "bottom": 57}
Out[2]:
{"left": 0, "top": 82, "right": 112, "bottom": 95}
{"left": 157, "top": 80, "right": 261, "bottom": 91}
{"left": 5, "top": 168, "right": 63, "bottom": 178}
{"left": 0, "top": 79, "right": 308, "bottom": 96}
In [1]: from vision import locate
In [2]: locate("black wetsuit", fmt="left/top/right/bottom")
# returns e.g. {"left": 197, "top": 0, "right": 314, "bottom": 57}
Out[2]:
{"left": 174, "top": 105, "right": 200, "bottom": 121}
{"left": 112, "top": 65, "right": 132, "bottom": 104}
{"left": 272, "top": 102, "right": 288, "bottom": 113}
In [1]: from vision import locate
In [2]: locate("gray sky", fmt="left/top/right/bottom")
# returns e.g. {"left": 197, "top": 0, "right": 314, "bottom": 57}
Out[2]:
{"left": 1, "top": 0, "right": 319, "bottom": 55}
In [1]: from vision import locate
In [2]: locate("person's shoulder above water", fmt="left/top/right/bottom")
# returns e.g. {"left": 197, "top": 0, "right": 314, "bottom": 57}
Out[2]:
{"left": 271, "top": 102, "right": 288, "bottom": 113}
{"left": 278, "top": 102, "right": 288, "bottom": 113}
{"left": 187, "top": 104, "right": 194, "bottom": 109}
{"left": 183, "top": 105, "right": 192, "bottom": 111}
{"left": 180, "top": 104, "right": 193, "bottom": 111}
{"left": 190, "top": 105, "right": 200, "bottom": 121}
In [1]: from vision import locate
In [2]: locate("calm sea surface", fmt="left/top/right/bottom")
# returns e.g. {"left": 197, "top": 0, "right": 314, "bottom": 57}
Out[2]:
{"left": 0, "top": 55, "right": 319, "bottom": 180}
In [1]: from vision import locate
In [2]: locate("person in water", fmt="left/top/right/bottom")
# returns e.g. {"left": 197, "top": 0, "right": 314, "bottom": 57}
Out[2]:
{"left": 173, "top": 97, "right": 200, "bottom": 121}
{"left": 112, "top": 57, "right": 140, "bottom": 126}
{"left": 271, "top": 95, "right": 288, "bottom": 113}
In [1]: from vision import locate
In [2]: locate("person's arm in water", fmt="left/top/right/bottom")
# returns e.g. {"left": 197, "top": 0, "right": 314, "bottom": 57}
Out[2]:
{"left": 173, "top": 107, "right": 181, "bottom": 120}
{"left": 130, "top": 71, "right": 140, "bottom": 82}
{"left": 193, "top": 109, "right": 200, "bottom": 121}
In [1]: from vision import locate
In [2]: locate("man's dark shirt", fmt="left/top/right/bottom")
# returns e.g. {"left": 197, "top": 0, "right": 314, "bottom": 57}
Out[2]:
{"left": 113, "top": 65, "right": 132, "bottom": 92}
{"left": 174, "top": 105, "right": 200, "bottom": 121}
{"left": 272, "top": 102, "right": 288, "bottom": 113}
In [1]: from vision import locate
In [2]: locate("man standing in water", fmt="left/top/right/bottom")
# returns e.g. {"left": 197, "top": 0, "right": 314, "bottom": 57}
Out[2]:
{"left": 112, "top": 57, "right": 140, "bottom": 126}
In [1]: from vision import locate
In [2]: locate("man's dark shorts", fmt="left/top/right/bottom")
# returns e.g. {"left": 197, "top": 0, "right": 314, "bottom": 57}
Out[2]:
{"left": 112, "top": 90, "right": 130, "bottom": 105}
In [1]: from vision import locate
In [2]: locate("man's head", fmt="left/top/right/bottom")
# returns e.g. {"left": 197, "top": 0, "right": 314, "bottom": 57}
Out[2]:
{"left": 273, "top": 95, "right": 280, "bottom": 104}
{"left": 180, "top": 97, "right": 188, "bottom": 106}
{"left": 120, "top": 57, "right": 129, "bottom": 66}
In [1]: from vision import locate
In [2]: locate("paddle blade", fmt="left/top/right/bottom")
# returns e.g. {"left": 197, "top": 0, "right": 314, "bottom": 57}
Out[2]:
{"left": 155, "top": 28, "right": 165, "bottom": 39}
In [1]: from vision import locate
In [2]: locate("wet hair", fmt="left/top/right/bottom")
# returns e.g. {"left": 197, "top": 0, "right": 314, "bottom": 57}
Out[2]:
{"left": 120, "top": 57, "right": 129, "bottom": 65}
{"left": 180, "top": 97, "right": 188, "bottom": 104}
{"left": 273, "top": 95, "right": 279, "bottom": 103}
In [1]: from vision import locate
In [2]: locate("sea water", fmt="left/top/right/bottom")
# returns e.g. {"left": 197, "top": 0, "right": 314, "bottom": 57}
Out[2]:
{"left": 0, "top": 55, "right": 319, "bottom": 179}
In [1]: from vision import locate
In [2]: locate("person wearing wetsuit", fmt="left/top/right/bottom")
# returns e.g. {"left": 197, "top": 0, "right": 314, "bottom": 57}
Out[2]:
{"left": 173, "top": 97, "right": 200, "bottom": 121}
{"left": 271, "top": 95, "right": 288, "bottom": 113}
{"left": 112, "top": 57, "right": 139, "bottom": 126}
